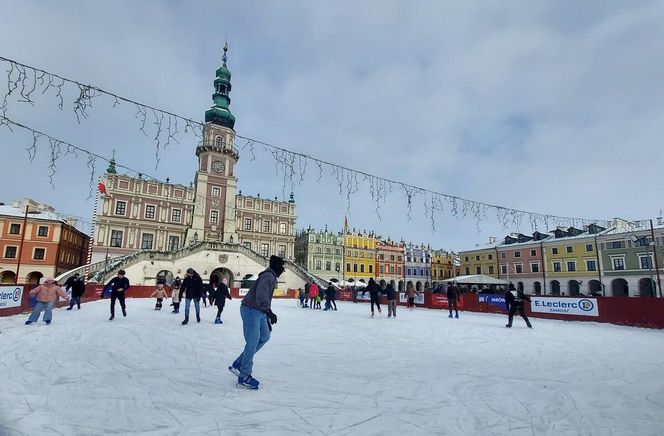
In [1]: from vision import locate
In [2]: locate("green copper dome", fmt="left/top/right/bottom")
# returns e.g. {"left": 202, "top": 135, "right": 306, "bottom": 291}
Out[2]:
{"left": 205, "top": 43, "right": 235, "bottom": 129}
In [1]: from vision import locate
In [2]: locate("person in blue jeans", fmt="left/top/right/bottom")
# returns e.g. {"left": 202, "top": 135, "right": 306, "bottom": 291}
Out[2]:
{"left": 25, "top": 277, "right": 69, "bottom": 325}
{"left": 180, "top": 268, "right": 203, "bottom": 325}
{"left": 229, "top": 255, "right": 283, "bottom": 389}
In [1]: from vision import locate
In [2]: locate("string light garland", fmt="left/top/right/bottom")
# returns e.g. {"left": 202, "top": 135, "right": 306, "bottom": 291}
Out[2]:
{"left": 0, "top": 55, "right": 611, "bottom": 234}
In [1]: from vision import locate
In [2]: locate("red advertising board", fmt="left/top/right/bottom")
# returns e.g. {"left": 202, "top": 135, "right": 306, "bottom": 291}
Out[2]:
{"left": 430, "top": 294, "right": 465, "bottom": 309}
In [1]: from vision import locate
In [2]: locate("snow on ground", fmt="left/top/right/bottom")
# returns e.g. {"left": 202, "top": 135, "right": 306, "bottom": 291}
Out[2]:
{"left": 1, "top": 298, "right": 663, "bottom": 436}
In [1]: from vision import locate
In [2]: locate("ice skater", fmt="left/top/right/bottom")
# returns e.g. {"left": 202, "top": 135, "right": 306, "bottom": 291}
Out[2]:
{"left": 229, "top": 255, "right": 284, "bottom": 389}
{"left": 171, "top": 277, "right": 181, "bottom": 313}
{"left": 405, "top": 281, "right": 418, "bottom": 310}
{"left": 213, "top": 277, "right": 232, "bottom": 324}
{"left": 106, "top": 270, "right": 130, "bottom": 321}
{"left": 66, "top": 274, "right": 85, "bottom": 310}
{"left": 367, "top": 278, "right": 382, "bottom": 318}
{"left": 446, "top": 281, "right": 460, "bottom": 318}
{"left": 505, "top": 283, "right": 532, "bottom": 328}
{"left": 25, "top": 277, "right": 69, "bottom": 325}
{"left": 308, "top": 282, "right": 319, "bottom": 310}
{"left": 324, "top": 282, "right": 337, "bottom": 311}
{"left": 180, "top": 268, "right": 204, "bottom": 325}
{"left": 149, "top": 282, "right": 169, "bottom": 310}
{"left": 386, "top": 281, "right": 397, "bottom": 318}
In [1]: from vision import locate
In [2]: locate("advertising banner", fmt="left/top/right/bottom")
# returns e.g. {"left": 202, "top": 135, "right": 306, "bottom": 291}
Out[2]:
{"left": 399, "top": 292, "right": 425, "bottom": 305}
{"left": 0, "top": 285, "right": 23, "bottom": 309}
{"left": 478, "top": 294, "right": 507, "bottom": 310}
{"left": 430, "top": 294, "right": 465, "bottom": 309}
{"left": 530, "top": 297, "right": 599, "bottom": 317}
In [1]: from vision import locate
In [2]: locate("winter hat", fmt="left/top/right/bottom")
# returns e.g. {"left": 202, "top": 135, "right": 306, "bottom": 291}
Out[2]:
{"left": 186, "top": 268, "right": 195, "bottom": 275}
{"left": 508, "top": 283, "right": 516, "bottom": 291}
{"left": 269, "top": 255, "right": 285, "bottom": 277}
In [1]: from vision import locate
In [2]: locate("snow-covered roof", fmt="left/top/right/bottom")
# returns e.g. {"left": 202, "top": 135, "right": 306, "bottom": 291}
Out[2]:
{"left": 0, "top": 204, "right": 63, "bottom": 222}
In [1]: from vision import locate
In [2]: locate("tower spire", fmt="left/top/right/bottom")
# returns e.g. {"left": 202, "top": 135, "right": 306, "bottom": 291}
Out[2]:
{"left": 205, "top": 43, "right": 235, "bottom": 129}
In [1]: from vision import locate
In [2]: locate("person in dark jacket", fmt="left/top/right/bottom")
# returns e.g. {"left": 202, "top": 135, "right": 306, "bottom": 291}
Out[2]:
{"left": 386, "top": 282, "right": 397, "bottom": 318}
{"left": 505, "top": 283, "right": 532, "bottom": 328}
{"left": 446, "top": 282, "right": 460, "bottom": 319}
{"left": 66, "top": 275, "right": 85, "bottom": 310}
{"left": 229, "top": 255, "right": 284, "bottom": 390}
{"left": 366, "top": 278, "right": 382, "bottom": 318}
{"left": 214, "top": 277, "right": 232, "bottom": 324}
{"left": 180, "top": 268, "right": 204, "bottom": 325}
{"left": 324, "top": 283, "right": 337, "bottom": 311}
{"left": 106, "top": 270, "right": 130, "bottom": 321}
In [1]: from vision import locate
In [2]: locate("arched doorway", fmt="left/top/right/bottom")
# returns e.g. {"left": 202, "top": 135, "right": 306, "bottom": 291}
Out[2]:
{"left": 1, "top": 271, "right": 16, "bottom": 284}
{"left": 379, "top": 279, "right": 386, "bottom": 290}
{"left": 638, "top": 278, "right": 655, "bottom": 297}
{"left": 588, "top": 280, "right": 602, "bottom": 296}
{"left": 611, "top": 278, "right": 629, "bottom": 297}
{"left": 424, "top": 281, "right": 430, "bottom": 291}
{"left": 517, "top": 282, "right": 524, "bottom": 292}
{"left": 210, "top": 267, "right": 234, "bottom": 288}
{"left": 398, "top": 280, "right": 404, "bottom": 292}
{"left": 26, "top": 271, "right": 43, "bottom": 284}
{"left": 156, "top": 270, "right": 173, "bottom": 285}
{"left": 415, "top": 281, "right": 422, "bottom": 292}
{"left": 568, "top": 280, "right": 580, "bottom": 296}
{"left": 550, "top": 280, "right": 560, "bottom": 295}
{"left": 533, "top": 281, "right": 541, "bottom": 295}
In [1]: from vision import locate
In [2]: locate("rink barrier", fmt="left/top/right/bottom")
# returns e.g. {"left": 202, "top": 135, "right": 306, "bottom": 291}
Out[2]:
{"left": 2, "top": 284, "right": 662, "bottom": 329}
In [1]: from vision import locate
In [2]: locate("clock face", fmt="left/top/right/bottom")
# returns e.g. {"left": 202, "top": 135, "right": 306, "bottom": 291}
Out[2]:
{"left": 211, "top": 161, "right": 225, "bottom": 173}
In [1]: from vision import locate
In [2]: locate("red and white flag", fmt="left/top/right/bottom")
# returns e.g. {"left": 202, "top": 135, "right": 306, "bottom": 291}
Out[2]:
{"left": 98, "top": 182, "right": 112, "bottom": 198}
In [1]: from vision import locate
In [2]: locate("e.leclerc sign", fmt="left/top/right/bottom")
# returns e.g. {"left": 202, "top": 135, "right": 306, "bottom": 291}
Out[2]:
{"left": 530, "top": 297, "right": 598, "bottom": 317}
{"left": 0, "top": 286, "right": 23, "bottom": 309}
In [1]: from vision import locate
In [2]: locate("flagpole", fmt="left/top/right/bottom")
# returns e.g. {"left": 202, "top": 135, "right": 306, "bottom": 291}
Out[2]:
{"left": 84, "top": 179, "right": 101, "bottom": 283}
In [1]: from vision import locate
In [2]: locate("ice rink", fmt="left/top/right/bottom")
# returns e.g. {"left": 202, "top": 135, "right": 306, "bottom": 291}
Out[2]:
{"left": 1, "top": 298, "right": 663, "bottom": 435}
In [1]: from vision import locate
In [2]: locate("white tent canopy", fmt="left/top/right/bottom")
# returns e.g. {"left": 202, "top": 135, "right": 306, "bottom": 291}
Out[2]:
{"left": 452, "top": 274, "right": 507, "bottom": 285}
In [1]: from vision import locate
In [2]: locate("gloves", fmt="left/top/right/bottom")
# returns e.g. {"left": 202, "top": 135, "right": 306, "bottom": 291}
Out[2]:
{"left": 266, "top": 310, "right": 277, "bottom": 325}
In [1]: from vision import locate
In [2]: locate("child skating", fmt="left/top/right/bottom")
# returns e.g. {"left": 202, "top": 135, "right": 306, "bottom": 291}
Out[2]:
{"left": 149, "top": 282, "right": 169, "bottom": 310}
{"left": 213, "top": 277, "right": 232, "bottom": 324}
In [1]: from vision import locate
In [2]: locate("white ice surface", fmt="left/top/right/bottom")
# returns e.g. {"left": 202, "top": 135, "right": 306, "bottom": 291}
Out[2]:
{"left": 1, "top": 299, "right": 663, "bottom": 436}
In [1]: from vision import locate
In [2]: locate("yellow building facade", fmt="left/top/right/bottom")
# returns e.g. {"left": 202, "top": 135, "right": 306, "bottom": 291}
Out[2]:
{"left": 459, "top": 247, "right": 498, "bottom": 277}
{"left": 431, "top": 249, "right": 456, "bottom": 284}
{"left": 343, "top": 231, "right": 377, "bottom": 282}
{"left": 542, "top": 231, "right": 601, "bottom": 295}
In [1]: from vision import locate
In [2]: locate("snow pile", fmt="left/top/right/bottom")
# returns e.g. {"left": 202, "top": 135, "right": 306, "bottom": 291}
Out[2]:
{"left": 1, "top": 299, "right": 663, "bottom": 435}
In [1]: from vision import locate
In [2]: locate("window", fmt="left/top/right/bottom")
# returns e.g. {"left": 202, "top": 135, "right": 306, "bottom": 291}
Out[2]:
{"left": 515, "top": 265, "right": 523, "bottom": 274}
{"left": 216, "top": 136, "right": 224, "bottom": 147}
{"left": 465, "top": 267, "right": 470, "bottom": 275}
{"left": 464, "top": 256, "right": 468, "bottom": 262}
{"left": 110, "top": 230, "right": 123, "bottom": 247}
{"left": 171, "top": 209, "right": 181, "bottom": 223}
{"left": 263, "top": 221, "right": 270, "bottom": 233}
{"left": 335, "top": 262, "right": 341, "bottom": 271}
{"left": 142, "top": 205, "right": 155, "bottom": 219}
{"left": 476, "top": 266, "right": 482, "bottom": 274}
{"left": 244, "top": 218, "right": 252, "bottom": 231}
{"left": 612, "top": 258, "right": 625, "bottom": 270}
{"left": 4, "top": 246, "right": 17, "bottom": 258}
{"left": 553, "top": 262, "right": 561, "bottom": 272}
{"left": 243, "top": 242, "right": 252, "bottom": 250}
{"left": 488, "top": 254, "right": 493, "bottom": 260}
{"left": 610, "top": 241, "right": 624, "bottom": 249}
{"left": 501, "top": 252, "right": 506, "bottom": 259}
{"left": 640, "top": 255, "right": 653, "bottom": 270}
{"left": 279, "top": 223, "right": 287, "bottom": 234}
{"left": 397, "top": 266, "right": 402, "bottom": 275}
{"left": 552, "top": 247, "right": 558, "bottom": 255}
{"left": 390, "top": 266, "right": 395, "bottom": 274}
{"left": 33, "top": 248, "right": 45, "bottom": 260}
{"left": 360, "top": 264, "right": 365, "bottom": 273}
{"left": 514, "top": 251, "right": 521, "bottom": 258}
{"left": 397, "top": 256, "right": 402, "bottom": 262}
{"left": 260, "top": 243, "right": 269, "bottom": 257}
{"left": 501, "top": 265, "right": 507, "bottom": 274}
{"left": 212, "top": 187, "right": 221, "bottom": 197}
{"left": 37, "top": 226, "right": 49, "bottom": 237}
{"left": 209, "top": 210, "right": 219, "bottom": 224}
{"left": 566, "top": 246, "right": 573, "bottom": 254}
{"left": 278, "top": 245, "right": 286, "bottom": 258}
{"left": 488, "top": 265, "right": 494, "bottom": 274}
{"left": 354, "top": 264, "right": 358, "bottom": 273}
{"left": 407, "top": 268, "right": 412, "bottom": 276}
{"left": 390, "top": 255, "right": 395, "bottom": 261}
{"left": 316, "top": 260, "right": 322, "bottom": 270}
{"left": 346, "top": 263, "right": 351, "bottom": 272}
{"left": 168, "top": 236, "right": 179, "bottom": 251}
{"left": 634, "top": 237, "right": 652, "bottom": 247}
{"left": 586, "top": 260, "right": 596, "bottom": 271}
{"left": 115, "top": 201, "right": 126, "bottom": 216}
{"left": 531, "top": 263, "right": 539, "bottom": 273}
{"left": 325, "top": 261, "right": 332, "bottom": 271}
{"left": 475, "top": 255, "right": 480, "bottom": 261}
{"left": 316, "top": 247, "right": 323, "bottom": 254}
{"left": 567, "top": 261, "right": 576, "bottom": 272}
{"left": 369, "top": 265, "right": 373, "bottom": 273}
{"left": 530, "top": 249, "right": 536, "bottom": 257}
{"left": 380, "top": 265, "right": 385, "bottom": 274}
{"left": 586, "top": 244, "right": 593, "bottom": 252}
{"left": 325, "top": 248, "right": 331, "bottom": 254}
{"left": 336, "top": 249, "right": 341, "bottom": 255}
{"left": 141, "top": 233, "right": 154, "bottom": 250}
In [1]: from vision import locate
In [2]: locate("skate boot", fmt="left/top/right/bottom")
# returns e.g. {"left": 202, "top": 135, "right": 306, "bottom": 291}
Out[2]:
{"left": 215, "top": 317, "right": 222, "bottom": 324}
{"left": 237, "top": 375, "right": 259, "bottom": 390}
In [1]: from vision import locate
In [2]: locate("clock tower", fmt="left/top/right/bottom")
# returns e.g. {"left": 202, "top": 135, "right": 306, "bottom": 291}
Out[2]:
{"left": 187, "top": 43, "right": 239, "bottom": 245}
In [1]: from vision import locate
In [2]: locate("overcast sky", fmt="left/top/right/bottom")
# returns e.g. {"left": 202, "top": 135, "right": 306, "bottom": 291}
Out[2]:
{"left": 1, "top": 1, "right": 663, "bottom": 251}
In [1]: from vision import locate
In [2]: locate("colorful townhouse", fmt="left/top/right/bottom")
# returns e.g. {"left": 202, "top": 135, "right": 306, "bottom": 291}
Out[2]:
{"left": 497, "top": 232, "right": 549, "bottom": 294}
{"left": 431, "top": 249, "right": 456, "bottom": 287}
{"left": 459, "top": 241, "right": 499, "bottom": 278}
{"left": 294, "top": 226, "right": 343, "bottom": 282}
{"left": 375, "top": 238, "right": 404, "bottom": 289}
{"left": 404, "top": 243, "right": 431, "bottom": 291}
{"left": 343, "top": 230, "right": 377, "bottom": 284}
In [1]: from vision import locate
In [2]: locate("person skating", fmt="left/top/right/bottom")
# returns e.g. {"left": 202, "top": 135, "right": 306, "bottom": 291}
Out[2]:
{"left": 229, "top": 255, "right": 284, "bottom": 389}
{"left": 180, "top": 268, "right": 204, "bottom": 325}
{"left": 505, "top": 283, "right": 532, "bottom": 328}
{"left": 405, "top": 281, "right": 418, "bottom": 310}
{"left": 106, "top": 270, "right": 130, "bottom": 321}
{"left": 171, "top": 276, "right": 181, "bottom": 313}
{"left": 149, "top": 282, "right": 169, "bottom": 310}
{"left": 298, "top": 287, "right": 305, "bottom": 308}
{"left": 25, "top": 277, "right": 69, "bottom": 325}
{"left": 386, "top": 281, "right": 397, "bottom": 318}
{"left": 66, "top": 275, "right": 85, "bottom": 310}
{"left": 308, "top": 282, "right": 319, "bottom": 310}
{"left": 366, "top": 278, "right": 382, "bottom": 318}
{"left": 446, "top": 281, "right": 460, "bottom": 319}
{"left": 213, "top": 277, "right": 232, "bottom": 324}
{"left": 324, "top": 282, "right": 337, "bottom": 311}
